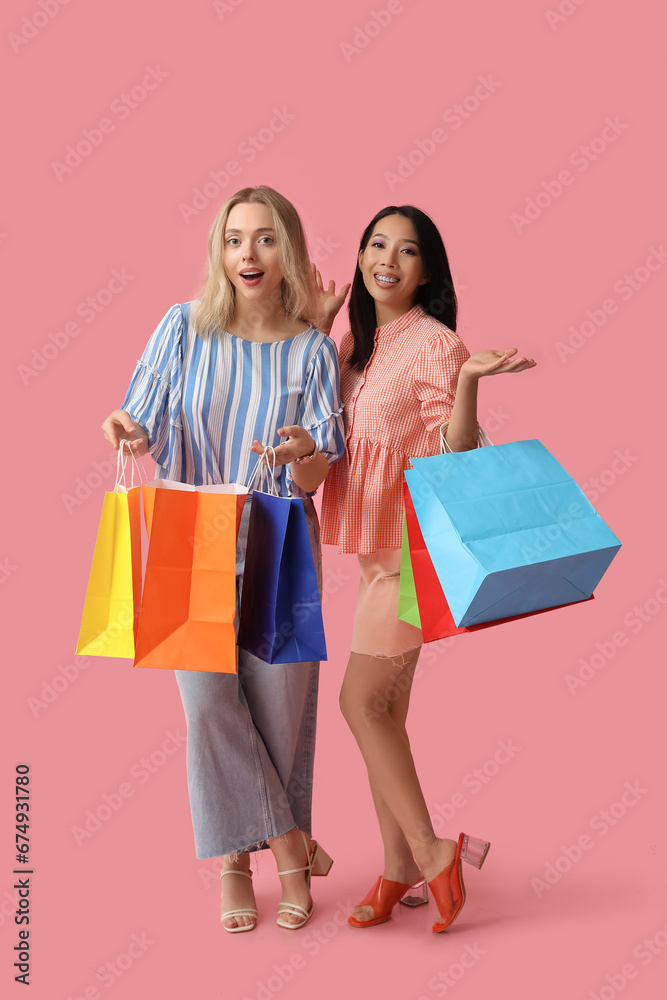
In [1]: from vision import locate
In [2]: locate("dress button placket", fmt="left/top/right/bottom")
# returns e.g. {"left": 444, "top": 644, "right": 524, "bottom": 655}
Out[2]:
{"left": 346, "top": 330, "right": 380, "bottom": 444}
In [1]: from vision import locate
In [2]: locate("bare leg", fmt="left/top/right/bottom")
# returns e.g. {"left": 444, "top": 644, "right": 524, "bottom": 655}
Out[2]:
{"left": 368, "top": 773, "right": 422, "bottom": 884}
{"left": 220, "top": 852, "right": 256, "bottom": 930}
{"left": 364, "top": 647, "right": 423, "bottom": 880}
{"left": 340, "top": 650, "right": 457, "bottom": 921}
{"left": 347, "top": 649, "right": 422, "bottom": 921}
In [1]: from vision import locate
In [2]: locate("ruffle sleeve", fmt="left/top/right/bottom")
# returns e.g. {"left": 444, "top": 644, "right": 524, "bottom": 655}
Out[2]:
{"left": 120, "top": 304, "right": 187, "bottom": 474}
{"left": 286, "top": 332, "right": 345, "bottom": 498}
{"left": 412, "top": 326, "right": 470, "bottom": 433}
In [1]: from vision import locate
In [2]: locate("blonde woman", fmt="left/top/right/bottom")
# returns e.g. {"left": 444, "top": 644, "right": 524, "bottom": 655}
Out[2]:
{"left": 102, "top": 187, "right": 343, "bottom": 932}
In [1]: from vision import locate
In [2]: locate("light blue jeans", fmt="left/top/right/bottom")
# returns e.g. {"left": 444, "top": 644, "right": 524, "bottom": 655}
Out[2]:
{"left": 175, "top": 495, "right": 321, "bottom": 859}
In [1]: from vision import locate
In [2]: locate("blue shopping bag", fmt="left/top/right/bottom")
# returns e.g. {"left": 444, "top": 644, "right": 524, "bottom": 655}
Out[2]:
{"left": 406, "top": 439, "right": 621, "bottom": 627}
{"left": 238, "top": 490, "right": 327, "bottom": 663}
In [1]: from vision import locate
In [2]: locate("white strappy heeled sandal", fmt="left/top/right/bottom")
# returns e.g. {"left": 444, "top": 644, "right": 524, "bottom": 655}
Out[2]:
{"left": 276, "top": 831, "right": 333, "bottom": 930}
{"left": 220, "top": 868, "right": 257, "bottom": 933}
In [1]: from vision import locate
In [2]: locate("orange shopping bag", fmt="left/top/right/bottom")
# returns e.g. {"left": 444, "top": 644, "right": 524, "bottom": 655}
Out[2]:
{"left": 135, "top": 480, "right": 247, "bottom": 672}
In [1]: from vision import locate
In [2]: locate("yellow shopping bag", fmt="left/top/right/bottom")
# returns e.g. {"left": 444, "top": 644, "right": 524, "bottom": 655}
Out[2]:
{"left": 75, "top": 443, "right": 143, "bottom": 658}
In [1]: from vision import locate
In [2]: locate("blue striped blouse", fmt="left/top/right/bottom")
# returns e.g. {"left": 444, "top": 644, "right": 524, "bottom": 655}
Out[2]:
{"left": 121, "top": 303, "right": 345, "bottom": 496}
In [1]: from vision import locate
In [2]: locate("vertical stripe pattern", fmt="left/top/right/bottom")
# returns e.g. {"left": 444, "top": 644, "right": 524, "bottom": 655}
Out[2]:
{"left": 121, "top": 303, "right": 344, "bottom": 495}
{"left": 320, "top": 304, "right": 470, "bottom": 553}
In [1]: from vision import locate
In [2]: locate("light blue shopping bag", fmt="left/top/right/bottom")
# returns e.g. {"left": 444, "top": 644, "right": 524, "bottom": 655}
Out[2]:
{"left": 406, "top": 440, "right": 621, "bottom": 627}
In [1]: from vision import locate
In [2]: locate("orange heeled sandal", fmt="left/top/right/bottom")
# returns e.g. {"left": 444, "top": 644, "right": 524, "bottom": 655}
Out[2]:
{"left": 398, "top": 879, "right": 429, "bottom": 907}
{"left": 428, "top": 833, "right": 490, "bottom": 933}
{"left": 348, "top": 877, "right": 427, "bottom": 928}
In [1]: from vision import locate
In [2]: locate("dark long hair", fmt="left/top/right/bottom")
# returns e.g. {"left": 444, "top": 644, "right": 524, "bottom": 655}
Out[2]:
{"left": 347, "top": 205, "right": 458, "bottom": 372}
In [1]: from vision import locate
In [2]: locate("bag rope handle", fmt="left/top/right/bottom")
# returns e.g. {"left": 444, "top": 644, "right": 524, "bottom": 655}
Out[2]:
{"left": 440, "top": 424, "right": 493, "bottom": 454}
{"left": 115, "top": 439, "right": 147, "bottom": 492}
{"left": 248, "top": 446, "right": 280, "bottom": 496}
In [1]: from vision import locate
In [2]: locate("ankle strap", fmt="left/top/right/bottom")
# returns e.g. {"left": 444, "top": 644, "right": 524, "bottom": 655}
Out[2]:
{"left": 277, "top": 863, "right": 309, "bottom": 877}
{"left": 277, "top": 829, "right": 314, "bottom": 877}
{"left": 220, "top": 868, "right": 253, "bottom": 880}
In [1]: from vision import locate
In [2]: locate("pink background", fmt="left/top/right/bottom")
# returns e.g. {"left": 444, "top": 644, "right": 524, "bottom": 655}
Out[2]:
{"left": 2, "top": 0, "right": 665, "bottom": 997}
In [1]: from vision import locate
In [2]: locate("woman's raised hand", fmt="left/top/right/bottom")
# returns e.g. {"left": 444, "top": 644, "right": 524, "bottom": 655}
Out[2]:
{"left": 310, "top": 264, "right": 350, "bottom": 335}
{"left": 460, "top": 349, "right": 537, "bottom": 380}
{"left": 102, "top": 409, "right": 149, "bottom": 456}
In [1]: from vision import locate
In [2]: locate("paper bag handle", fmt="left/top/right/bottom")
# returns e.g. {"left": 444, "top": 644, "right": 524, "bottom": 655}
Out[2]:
{"left": 440, "top": 424, "right": 493, "bottom": 454}
{"left": 114, "top": 439, "right": 147, "bottom": 493}
{"left": 248, "top": 446, "right": 280, "bottom": 496}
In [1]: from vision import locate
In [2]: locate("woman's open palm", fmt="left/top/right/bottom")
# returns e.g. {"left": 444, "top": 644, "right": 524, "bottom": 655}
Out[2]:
{"left": 461, "top": 348, "right": 537, "bottom": 379}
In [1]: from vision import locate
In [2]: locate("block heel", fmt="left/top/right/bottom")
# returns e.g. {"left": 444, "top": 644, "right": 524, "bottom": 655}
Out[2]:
{"left": 428, "top": 832, "right": 491, "bottom": 933}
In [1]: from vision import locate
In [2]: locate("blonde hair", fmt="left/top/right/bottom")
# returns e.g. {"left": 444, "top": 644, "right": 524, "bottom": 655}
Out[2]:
{"left": 193, "top": 186, "right": 314, "bottom": 336}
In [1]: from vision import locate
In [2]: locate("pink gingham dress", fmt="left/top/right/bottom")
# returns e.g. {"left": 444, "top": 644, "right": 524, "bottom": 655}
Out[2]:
{"left": 321, "top": 304, "right": 470, "bottom": 555}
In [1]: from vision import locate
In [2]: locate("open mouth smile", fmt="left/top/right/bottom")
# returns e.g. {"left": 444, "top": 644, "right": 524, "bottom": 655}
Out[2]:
{"left": 239, "top": 270, "right": 265, "bottom": 285}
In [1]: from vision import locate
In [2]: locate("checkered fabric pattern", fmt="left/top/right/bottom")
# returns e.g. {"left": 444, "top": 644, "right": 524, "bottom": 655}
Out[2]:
{"left": 321, "top": 305, "right": 470, "bottom": 554}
